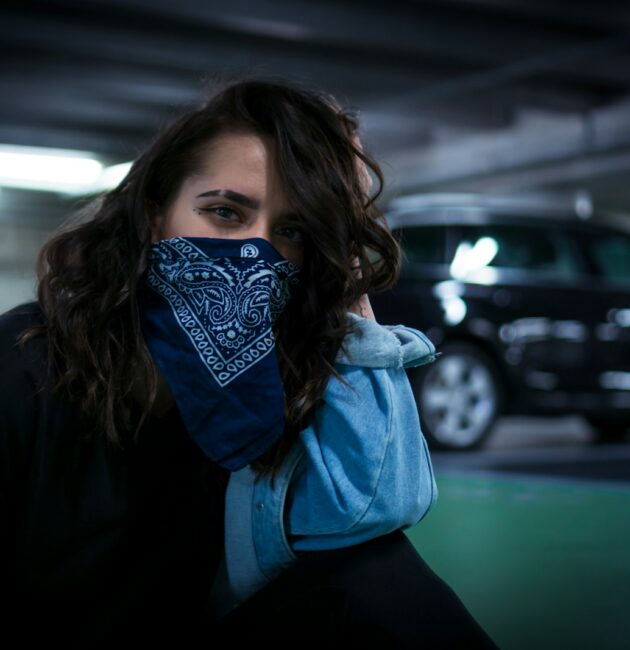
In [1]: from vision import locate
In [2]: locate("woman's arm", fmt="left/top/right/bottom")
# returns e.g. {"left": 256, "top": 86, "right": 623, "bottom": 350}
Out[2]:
{"left": 212, "top": 314, "right": 440, "bottom": 616}
{"left": 283, "top": 315, "right": 439, "bottom": 551}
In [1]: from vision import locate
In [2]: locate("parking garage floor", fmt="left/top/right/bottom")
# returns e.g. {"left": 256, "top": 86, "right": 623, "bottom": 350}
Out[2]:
{"left": 405, "top": 416, "right": 630, "bottom": 650}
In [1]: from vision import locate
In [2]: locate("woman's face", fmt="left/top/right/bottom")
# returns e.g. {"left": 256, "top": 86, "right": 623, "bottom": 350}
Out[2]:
{"left": 151, "top": 131, "right": 304, "bottom": 268}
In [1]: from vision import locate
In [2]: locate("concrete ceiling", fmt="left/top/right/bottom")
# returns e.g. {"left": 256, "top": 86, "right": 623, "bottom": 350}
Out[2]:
{"left": 2, "top": 0, "right": 630, "bottom": 225}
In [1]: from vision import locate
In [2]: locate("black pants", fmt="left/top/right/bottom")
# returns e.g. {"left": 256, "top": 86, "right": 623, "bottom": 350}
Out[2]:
{"left": 212, "top": 529, "right": 500, "bottom": 649}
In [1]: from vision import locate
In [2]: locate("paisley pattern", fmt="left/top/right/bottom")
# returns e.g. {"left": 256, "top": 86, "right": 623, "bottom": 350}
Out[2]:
{"left": 146, "top": 237, "right": 301, "bottom": 387}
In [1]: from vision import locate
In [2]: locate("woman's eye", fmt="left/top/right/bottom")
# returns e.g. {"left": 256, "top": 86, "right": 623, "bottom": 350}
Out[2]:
{"left": 200, "top": 206, "right": 240, "bottom": 221}
{"left": 210, "top": 205, "right": 238, "bottom": 221}
{"left": 277, "top": 226, "right": 304, "bottom": 242}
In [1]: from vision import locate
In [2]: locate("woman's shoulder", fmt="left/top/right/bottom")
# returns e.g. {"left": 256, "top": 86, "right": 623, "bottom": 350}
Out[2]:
{"left": 0, "top": 299, "right": 45, "bottom": 333}
{"left": 0, "top": 302, "right": 50, "bottom": 476}
{"left": 0, "top": 300, "right": 48, "bottom": 392}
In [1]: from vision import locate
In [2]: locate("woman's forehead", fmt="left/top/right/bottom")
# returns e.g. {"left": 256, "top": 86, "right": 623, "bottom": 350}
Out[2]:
{"left": 199, "top": 132, "right": 272, "bottom": 168}
{"left": 183, "top": 139, "right": 298, "bottom": 215}
{"left": 189, "top": 135, "right": 282, "bottom": 187}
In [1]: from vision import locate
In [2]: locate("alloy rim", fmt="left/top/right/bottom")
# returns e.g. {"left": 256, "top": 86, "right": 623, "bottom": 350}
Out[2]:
{"left": 419, "top": 353, "right": 497, "bottom": 447}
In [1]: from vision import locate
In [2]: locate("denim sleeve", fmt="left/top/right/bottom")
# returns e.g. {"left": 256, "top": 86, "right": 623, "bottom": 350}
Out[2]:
{"left": 336, "top": 312, "right": 440, "bottom": 369}
{"left": 283, "top": 362, "right": 438, "bottom": 551}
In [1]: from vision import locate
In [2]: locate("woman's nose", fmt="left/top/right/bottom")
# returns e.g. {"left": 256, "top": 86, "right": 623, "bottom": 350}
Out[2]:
{"left": 245, "top": 220, "right": 298, "bottom": 264}
{"left": 247, "top": 220, "right": 274, "bottom": 243}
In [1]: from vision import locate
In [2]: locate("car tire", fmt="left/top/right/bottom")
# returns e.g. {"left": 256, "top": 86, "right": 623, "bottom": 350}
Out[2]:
{"left": 410, "top": 341, "right": 503, "bottom": 451}
{"left": 585, "top": 417, "right": 629, "bottom": 444}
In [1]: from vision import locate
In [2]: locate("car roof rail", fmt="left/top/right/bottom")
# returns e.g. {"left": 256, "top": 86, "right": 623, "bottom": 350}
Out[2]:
{"left": 388, "top": 191, "right": 580, "bottom": 214}
{"left": 384, "top": 191, "right": 630, "bottom": 233}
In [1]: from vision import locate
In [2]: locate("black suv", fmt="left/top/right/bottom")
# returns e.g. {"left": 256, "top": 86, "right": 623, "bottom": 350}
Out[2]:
{"left": 370, "top": 194, "right": 630, "bottom": 451}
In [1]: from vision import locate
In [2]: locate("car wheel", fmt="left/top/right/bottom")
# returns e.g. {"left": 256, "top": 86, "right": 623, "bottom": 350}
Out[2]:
{"left": 585, "top": 417, "right": 629, "bottom": 444}
{"left": 411, "top": 341, "right": 502, "bottom": 451}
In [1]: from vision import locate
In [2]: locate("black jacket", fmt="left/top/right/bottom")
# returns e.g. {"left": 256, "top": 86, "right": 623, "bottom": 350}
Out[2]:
{"left": 0, "top": 302, "right": 230, "bottom": 647}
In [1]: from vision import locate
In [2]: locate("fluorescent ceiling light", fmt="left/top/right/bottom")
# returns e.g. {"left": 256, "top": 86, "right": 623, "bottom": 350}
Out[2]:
{"left": 0, "top": 144, "right": 132, "bottom": 195}
{"left": 0, "top": 144, "right": 102, "bottom": 193}
{"left": 90, "top": 161, "right": 132, "bottom": 194}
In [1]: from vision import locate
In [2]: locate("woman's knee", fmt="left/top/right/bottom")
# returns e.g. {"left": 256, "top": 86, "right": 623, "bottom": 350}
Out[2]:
{"left": 217, "top": 530, "right": 499, "bottom": 649}
{"left": 291, "top": 528, "right": 431, "bottom": 592}
{"left": 290, "top": 529, "right": 500, "bottom": 649}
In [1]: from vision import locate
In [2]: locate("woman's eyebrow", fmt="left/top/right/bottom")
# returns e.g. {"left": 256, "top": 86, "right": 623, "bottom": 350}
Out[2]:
{"left": 195, "top": 188, "right": 301, "bottom": 221}
{"left": 195, "top": 189, "right": 260, "bottom": 209}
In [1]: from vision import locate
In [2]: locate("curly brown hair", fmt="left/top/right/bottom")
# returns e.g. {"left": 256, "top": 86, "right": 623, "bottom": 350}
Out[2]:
{"left": 19, "top": 73, "right": 401, "bottom": 486}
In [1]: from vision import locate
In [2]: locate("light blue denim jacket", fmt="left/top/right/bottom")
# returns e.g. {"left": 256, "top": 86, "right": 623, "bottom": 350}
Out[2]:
{"left": 207, "top": 312, "right": 440, "bottom": 620}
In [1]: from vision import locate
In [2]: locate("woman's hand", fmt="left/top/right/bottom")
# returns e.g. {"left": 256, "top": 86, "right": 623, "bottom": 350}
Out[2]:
{"left": 347, "top": 255, "right": 377, "bottom": 321}
{"left": 345, "top": 132, "right": 377, "bottom": 321}
{"left": 347, "top": 292, "right": 376, "bottom": 321}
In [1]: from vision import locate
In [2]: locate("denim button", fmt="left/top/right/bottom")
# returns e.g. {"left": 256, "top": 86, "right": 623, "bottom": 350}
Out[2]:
{"left": 255, "top": 502, "right": 264, "bottom": 512}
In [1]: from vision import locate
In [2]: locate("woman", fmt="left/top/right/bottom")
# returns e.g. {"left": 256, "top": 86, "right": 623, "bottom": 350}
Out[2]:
{"left": 0, "top": 75, "right": 499, "bottom": 648}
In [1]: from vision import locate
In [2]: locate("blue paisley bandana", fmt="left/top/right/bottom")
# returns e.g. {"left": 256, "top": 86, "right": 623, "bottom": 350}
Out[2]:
{"left": 138, "top": 236, "right": 302, "bottom": 471}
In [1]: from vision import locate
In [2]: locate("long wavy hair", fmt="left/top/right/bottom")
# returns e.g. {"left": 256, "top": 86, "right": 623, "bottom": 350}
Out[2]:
{"left": 19, "top": 74, "right": 401, "bottom": 485}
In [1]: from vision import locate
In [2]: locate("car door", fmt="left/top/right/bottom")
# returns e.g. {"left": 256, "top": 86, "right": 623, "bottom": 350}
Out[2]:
{"left": 452, "top": 220, "right": 602, "bottom": 408}
{"left": 572, "top": 224, "right": 630, "bottom": 412}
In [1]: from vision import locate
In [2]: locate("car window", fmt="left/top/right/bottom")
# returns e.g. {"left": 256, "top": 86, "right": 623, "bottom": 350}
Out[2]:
{"left": 394, "top": 226, "right": 445, "bottom": 265}
{"left": 582, "top": 231, "right": 630, "bottom": 286}
{"left": 456, "top": 225, "right": 579, "bottom": 279}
